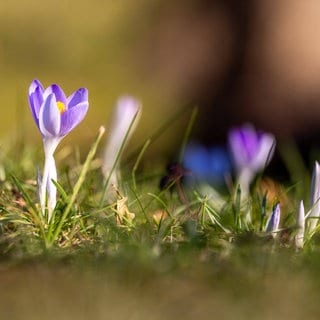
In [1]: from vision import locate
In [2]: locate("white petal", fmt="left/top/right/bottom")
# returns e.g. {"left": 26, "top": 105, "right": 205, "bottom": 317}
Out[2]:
{"left": 102, "top": 96, "right": 141, "bottom": 182}
{"left": 251, "top": 133, "right": 275, "bottom": 172}
{"left": 308, "top": 161, "right": 320, "bottom": 234}
{"left": 266, "top": 203, "right": 281, "bottom": 237}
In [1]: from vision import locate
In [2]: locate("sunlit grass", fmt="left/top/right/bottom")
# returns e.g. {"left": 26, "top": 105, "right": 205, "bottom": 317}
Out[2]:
{"left": 0, "top": 100, "right": 319, "bottom": 319}
{"left": 0, "top": 115, "right": 311, "bottom": 255}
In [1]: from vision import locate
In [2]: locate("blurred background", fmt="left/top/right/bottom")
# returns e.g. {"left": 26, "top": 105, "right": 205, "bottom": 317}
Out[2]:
{"left": 2, "top": 0, "right": 320, "bottom": 163}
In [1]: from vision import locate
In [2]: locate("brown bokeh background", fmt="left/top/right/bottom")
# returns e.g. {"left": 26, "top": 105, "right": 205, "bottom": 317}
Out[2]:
{"left": 1, "top": 0, "right": 320, "bottom": 158}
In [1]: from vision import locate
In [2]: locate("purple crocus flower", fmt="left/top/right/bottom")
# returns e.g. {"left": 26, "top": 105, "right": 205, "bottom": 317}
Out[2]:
{"left": 228, "top": 124, "right": 275, "bottom": 195}
{"left": 28, "top": 79, "right": 89, "bottom": 220}
{"left": 29, "top": 79, "right": 88, "bottom": 139}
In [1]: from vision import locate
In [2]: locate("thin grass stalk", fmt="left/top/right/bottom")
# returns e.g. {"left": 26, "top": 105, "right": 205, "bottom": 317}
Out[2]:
{"left": 130, "top": 187, "right": 151, "bottom": 224}
{"left": 178, "top": 106, "right": 198, "bottom": 162}
{"left": 234, "top": 185, "right": 242, "bottom": 231}
{"left": 125, "top": 103, "right": 191, "bottom": 163}
{"left": 99, "top": 111, "right": 140, "bottom": 206}
{"left": 11, "top": 175, "right": 47, "bottom": 246}
{"left": 132, "top": 138, "right": 151, "bottom": 191}
{"left": 47, "top": 126, "right": 105, "bottom": 248}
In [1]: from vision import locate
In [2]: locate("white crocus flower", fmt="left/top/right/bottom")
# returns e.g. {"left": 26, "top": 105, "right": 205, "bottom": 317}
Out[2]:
{"left": 266, "top": 203, "right": 281, "bottom": 238}
{"left": 102, "top": 96, "right": 141, "bottom": 188}
{"left": 308, "top": 161, "right": 320, "bottom": 234}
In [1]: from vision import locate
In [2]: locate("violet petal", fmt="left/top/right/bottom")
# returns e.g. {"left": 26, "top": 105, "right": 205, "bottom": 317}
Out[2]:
{"left": 29, "top": 86, "right": 44, "bottom": 125}
{"left": 251, "top": 133, "right": 275, "bottom": 171}
{"left": 59, "top": 101, "right": 88, "bottom": 136}
{"left": 43, "top": 84, "right": 67, "bottom": 105}
{"left": 266, "top": 203, "right": 281, "bottom": 234}
{"left": 239, "top": 125, "right": 259, "bottom": 161}
{"left": 28, "top": 79, "right": 44, "bottom": 95}
{"left": 39, "top": 94, "right": 61, "bottom": 137}
{"left": 228, "top": 129, "right": 248, "bottom": 169}
{"left": 67, "top": 88, "right": 88, "bottom": 108}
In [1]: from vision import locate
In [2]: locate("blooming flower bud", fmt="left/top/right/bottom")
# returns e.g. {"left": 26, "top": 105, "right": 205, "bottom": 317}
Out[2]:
{"left": 228, "top": 124, "right": 275, "bottom": 195}
{"left": 28, "top": 79, "right": 89, "bottom": 220}
{"left": 308, "top": 161, "right": 320, "bottom": 234}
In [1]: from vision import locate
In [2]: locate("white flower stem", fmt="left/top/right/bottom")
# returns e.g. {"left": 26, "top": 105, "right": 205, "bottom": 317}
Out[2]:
{"left": 46, "top": 155, "right": 57, "bottom": 217}
{"left": 295, "top": 200, "right": 305, "bottom": 249}
{"left": 237, "top": 168, "right": 254, "bottom": 198}
{"left": 40, "top": 138, "right": 60, "bottom": 222}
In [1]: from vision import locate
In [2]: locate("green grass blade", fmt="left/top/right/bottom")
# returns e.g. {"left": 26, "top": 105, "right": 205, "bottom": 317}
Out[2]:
{"left": 132, "top": 138, "right": 151, "bottom": 191}
{"left": 178, "top": 106, "right": 198, "bottom": 163}
{"left": 48, "top": 126, "right": 105, "bottom": 248}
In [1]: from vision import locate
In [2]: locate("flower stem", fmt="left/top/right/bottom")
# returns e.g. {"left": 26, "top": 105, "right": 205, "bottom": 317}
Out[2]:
{"left": 41, "top": 137, "right": 60, "bottom": 222}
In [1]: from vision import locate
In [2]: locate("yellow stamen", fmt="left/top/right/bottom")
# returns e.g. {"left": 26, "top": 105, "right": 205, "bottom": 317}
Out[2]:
{"left": 56, "top": 101, "right": 66, "bottom": 114}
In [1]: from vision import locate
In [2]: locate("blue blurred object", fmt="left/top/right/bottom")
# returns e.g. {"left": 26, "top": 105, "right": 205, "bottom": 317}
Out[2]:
{"left": 183, "top": 143, "right": 232, "bottom": 185}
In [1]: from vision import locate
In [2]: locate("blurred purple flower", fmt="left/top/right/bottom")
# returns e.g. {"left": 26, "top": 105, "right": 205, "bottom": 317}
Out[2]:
{"left": 228, "top": 124, "right": 275, "bottom": 195}
{"left": 183, "top": 143, "right": 231, "bottom": 185}
{"left": 28, "top": 79, "right": 89, "bottom": 220}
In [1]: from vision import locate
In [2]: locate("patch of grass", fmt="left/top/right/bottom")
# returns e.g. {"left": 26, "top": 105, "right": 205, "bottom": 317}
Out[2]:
{"left": 0, "top": 108, "right": 320, "bottom": 319}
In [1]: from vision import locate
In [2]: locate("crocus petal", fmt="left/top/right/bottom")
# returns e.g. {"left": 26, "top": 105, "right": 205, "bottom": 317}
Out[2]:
{"left": 29, "top": 80, "right": 44, "bottom": 124}
{"left": 43, "top": 84, "right": 67, "bottom": 105}
{"left": 102, "top": 96, "right": 141, "bottom": 185}
{"left": 239, "top": 125, "right": 260, "bottom": 161}
{"left": 67, "top": 88, "right": 88, "bottom": 108}
{"left": 39, "top": 94, "right": 61, "bottom": 137}
{"left": 266, "top": 203, "right": 281, "bottom": 237}
{"left": 228, "top": 129, "right": 249, "bottom": 170}
{"left": 251, "top": 133, "right": 275, "bottom": 171}
{"left": 308, "top": 161, "right": 320, "bottom": 234}
{"left": 29, "top": 86, "right": 44, "bottom": 125}
{"left": 310, "top": 161, "right": 320, "bottom": 205}
{"left": 59, "top": 101, "right": 88, "bottom": 136}
{"left": 29, "top": 79, "right": 44, "bottom": 95}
